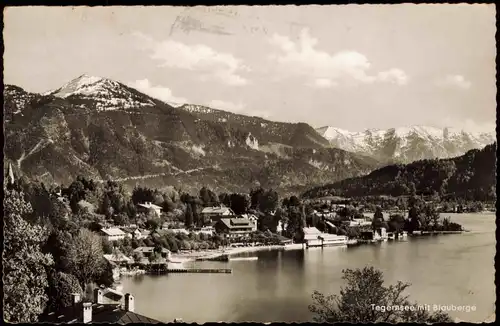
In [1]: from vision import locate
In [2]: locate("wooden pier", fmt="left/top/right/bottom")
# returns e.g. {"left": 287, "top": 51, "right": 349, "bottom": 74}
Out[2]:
{"left": 147, "top": 267, "right": 232, "bottom": 274}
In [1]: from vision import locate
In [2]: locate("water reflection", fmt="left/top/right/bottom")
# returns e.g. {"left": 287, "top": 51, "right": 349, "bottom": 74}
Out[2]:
{"left": 120, "top": 213, "right": 495, "bottom": 323}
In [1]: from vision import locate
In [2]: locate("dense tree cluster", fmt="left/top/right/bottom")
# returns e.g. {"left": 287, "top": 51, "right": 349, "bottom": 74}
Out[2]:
{"left": 309, "top": 267, "right": 452, "bottom": 323}
{"left": 303, "top": 143, "right": 496, "bottom": 202}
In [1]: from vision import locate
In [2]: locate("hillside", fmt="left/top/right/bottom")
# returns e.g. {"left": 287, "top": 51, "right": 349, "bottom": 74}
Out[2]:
{"left": 317, "top": 125, "right": 495, "bottom": 164}
{"left": 3, "top": 75, "right": 378, "bottom": 195}
{"left": 302, "top": 143, "right": 497, "bottom": 201}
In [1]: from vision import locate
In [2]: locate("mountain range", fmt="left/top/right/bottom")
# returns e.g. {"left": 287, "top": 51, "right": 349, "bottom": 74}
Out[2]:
{"left": 302, "top": 143, "right": 497, "bottom": 201}
{"left": 316, "top": 125, "right": 495, "bottom": 164}
{"left": 4, "top": 75, "right": 376, "bottom": 195}
{"left": 4, "top": 74, "right": 494, "bottom": 196}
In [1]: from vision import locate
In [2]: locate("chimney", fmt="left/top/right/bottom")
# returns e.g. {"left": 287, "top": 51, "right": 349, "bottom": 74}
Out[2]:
{"left": 72, "top": 293, "right": 81, "bottom": 305}
{"left": 124, "top": 293, "right": 134, "bottom": 312}
{"left": 93, "top": 288, "right": 103, "bottom": 304}
{"left": 83, "top": 302, "right": 92, "bottom": 323}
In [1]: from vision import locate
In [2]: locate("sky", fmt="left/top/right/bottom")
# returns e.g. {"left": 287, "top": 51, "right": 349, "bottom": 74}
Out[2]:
{"left": 3, "top": 5, "right": 497, "bottom": 133}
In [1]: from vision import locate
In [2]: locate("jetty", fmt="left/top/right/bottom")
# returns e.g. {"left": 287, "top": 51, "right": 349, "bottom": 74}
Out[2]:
{"left": 410, "top": 230, "right": 463, "bottom": 236}
{"left": 147, "top": 267, "right": 232, "bottom": 274}
{"left": 229, "top": 256, "right": 258, "bottom": 261}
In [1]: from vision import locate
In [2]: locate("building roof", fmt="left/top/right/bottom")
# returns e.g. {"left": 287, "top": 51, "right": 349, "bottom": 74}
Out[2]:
{"left": 101, "top": 228, "right": 127, "bottom": 236}
{"left": 120, "top": 227, "right": 139, "bottom": 234}
{"left": 325, "top": 221, "right": 335, "bottom": 227}
{"left": 137, "top": 202, "right": 163, "bottom": 210}
{"left": 39, "top": 303, "right": 161, "bottom": 324}
{"left": 103, "top": 253, "right": 133, "bottom": 264}
{"left": 218, "top": 218, "right": 253, "bottom": 229}
{"left": 239, "top": 213, "right": 258, "bottom": 220}
{"left": 303, "top": 227, "right": 322, "bottom": 235}
{"left": 201, "top": 206, "right": 234, "bottom": 214}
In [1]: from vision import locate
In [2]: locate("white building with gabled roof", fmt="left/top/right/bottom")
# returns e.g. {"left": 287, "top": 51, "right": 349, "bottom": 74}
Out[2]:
{"left": 100, "top": 227, "right": 127, "bottom": 242}
{"left": 137, "top": 202, "right": 162, "bottom": 217}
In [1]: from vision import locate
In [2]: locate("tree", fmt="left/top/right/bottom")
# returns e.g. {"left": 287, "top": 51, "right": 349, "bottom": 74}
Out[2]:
{"left": 199, "top": 187, "right": 218, "bottom": 207}
{"left": 388, "top": 214, "right": 406, "bottom": 233}
{"left": 148, "top": 252, "right": 161, "bottom": 263}
{"left": 185, "top": 204, "right": 194, "bottom": 228}
{"left": 145, "top": 218, "right": 160, "bottom": 232}
{"left": 229, "top": 193, "right": 250, "bottom": 214}
{"left": 3, "top": 190, "right": 53, "bottom": 322}
{"left": 132, "top": 186, "right": 155, "bottom": 205}
{"left": 259, "top": 189, "right": 279, "bottom": 213}
{"left": 309, "top": 267, "right": 452, "bottom": 323}
{"left": 113, "top": 212, "right": 129, "bottom": 226}
{"left": 65, "top": 229, "right": 105, "bottom": 289}
{"left": 250, "top": 187, "right": 265, "bottom": 210}
{"left": 45, "top": 271, "right": 83, "bottom": 313}
{"left": 132, "top": 251, "right": 144, "bottom": 263}
{"left": 286, "top": 206, "right": 305, "bottom": 242}
{"left": 218, "top": 193, "right": 231, "bottom": 207}
{"left": 289, "top": 195, "right": 301, "bottom": 207}
{"left": 100, "top": 194, "right": 113, "bottom": 217}
{"left": 101, "top": 238, "right": 113, "bottom": 255}
{"left": 96, "top": 261, "right": 114, "bottom": 288}
{"left": 372, "top": 206, "right": 385, "bottom": 229}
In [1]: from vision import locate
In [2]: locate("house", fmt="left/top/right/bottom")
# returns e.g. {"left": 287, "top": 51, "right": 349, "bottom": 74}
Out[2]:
{"left": 240, "top": 213, "right": 258, "bottom": 226}
{"left": 303, "top": 227, "right": 348, "bottom": 247}
{"left": 103, "top": 252, "right": 133, "bottom": 266}
{"left": 133, "top": 247, "right": 171, "bottom": 260}
{"left": 237, "top": 214, "right": 258, "bottom": 231}
{"left": 100, "top": 227, "right": 127, "bottom": 242}
{"left": 201, "top": 205, "right": 235, "bottom": 222}
{"left": 303, "top": 227, "right": 322, "bottom": 246}
{"left": 139, "top": 229, "right": 150, "bottom": 239}
{"left": 347, "top": 218, "right": 372, "bottom": 227}
{"left": 39, "top": 289, "right": 160, "bottom": 324}
{"left": 215, "top": 218, "right": 255, "bottom": 239}
{"left": 193, "top": 226, "right": 215, "bottom": 236}
{"left": 120, "top": 227, "right": 149, "bottom": 240}
{"left": 137, "top": 201, "right": 162, "bottom": 217}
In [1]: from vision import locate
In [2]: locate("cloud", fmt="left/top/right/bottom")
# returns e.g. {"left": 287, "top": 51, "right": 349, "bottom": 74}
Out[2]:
{"left": 311, "top": 78, "right": 338, "bottom": 89}
{"left": 377, "top": 68, "right": 409, "bottom": 85}
{"left": 436, "top": 75, "right": 472, "bottom": 89}
{"left": 269, "top": 28, "right": 408, "bottom": 86}
{"left": 128, "top": 79, "right": 187, "bottom": 104}
{"left": 442, "top": 117, "right": 495, "bottom": 134}
{"left": 134, "top": 32, "right": 249, "bottom": 86}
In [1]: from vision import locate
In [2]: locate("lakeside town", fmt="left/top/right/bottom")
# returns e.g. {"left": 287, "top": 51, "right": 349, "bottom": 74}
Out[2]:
{"left": 3, "top": 5, "right": 496, "bottom": 324}
{"left": 6, "top": 164, "right": 493, "bottom": 311}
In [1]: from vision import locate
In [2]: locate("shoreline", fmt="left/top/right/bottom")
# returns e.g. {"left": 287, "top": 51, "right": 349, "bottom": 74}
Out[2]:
{"left": 170, "top": 244, "right": 296, "bottom": 262}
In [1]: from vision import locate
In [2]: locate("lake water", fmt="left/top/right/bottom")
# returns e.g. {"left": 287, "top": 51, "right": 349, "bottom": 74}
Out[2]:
{"left": 121, "top": 213, "right": 496, "bottom": 323}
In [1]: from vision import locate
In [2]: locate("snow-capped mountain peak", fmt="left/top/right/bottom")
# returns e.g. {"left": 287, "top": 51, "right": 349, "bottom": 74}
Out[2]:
{"left": 317, "top": 125, "right": 495, "bottom": 163}
{"left": 47, "top": 74, "right": 155, "bottom": 111}
{"left": 49, "top": 74, "right": 117, "bottom": 98}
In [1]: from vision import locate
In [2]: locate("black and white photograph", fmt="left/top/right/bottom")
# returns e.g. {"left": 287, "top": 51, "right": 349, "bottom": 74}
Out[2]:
{"left": 3, "top": 4, "right": 496, "bottom": 323}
